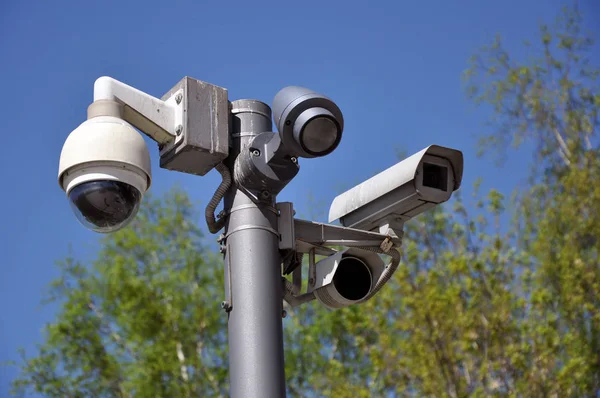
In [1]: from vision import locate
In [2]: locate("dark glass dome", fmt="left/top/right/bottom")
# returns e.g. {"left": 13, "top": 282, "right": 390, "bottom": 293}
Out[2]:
{"left": 68, "top": 180, "right": 141, "bottom": 233}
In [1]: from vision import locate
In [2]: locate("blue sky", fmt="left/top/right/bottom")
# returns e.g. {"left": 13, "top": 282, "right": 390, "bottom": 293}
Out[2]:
{"left": 1, "top": 0, "right": 598, "bottom": 395}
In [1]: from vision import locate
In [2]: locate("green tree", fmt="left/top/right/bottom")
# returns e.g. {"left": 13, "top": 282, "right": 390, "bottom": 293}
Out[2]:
{"left": 464, "top": 3, "right": 600, "bottom": 396}
{"left": 10, "top": 189, "right": 229, "bottom": 397}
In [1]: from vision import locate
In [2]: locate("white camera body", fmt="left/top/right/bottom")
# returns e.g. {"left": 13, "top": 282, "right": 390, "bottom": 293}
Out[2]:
{"left": 57, "top": 115, "right": 152, "bottom": 232}
{"left": 58, "top": 116, "right": 152, "bottom": 195}
{"left": 313, "top": 248, "right": 385, "bottom": 309}
{"left": 328, "top": 145, "right": 463, "bottom": 232}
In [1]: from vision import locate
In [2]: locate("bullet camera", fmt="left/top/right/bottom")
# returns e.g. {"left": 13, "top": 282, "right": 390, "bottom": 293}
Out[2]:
{"left": 312, "top": 248, "right": 385, "bottom": 309}
{"left": 272, "top": 86, "right": 344, "bottom": 158}
{"left": 58, "top": 116, "right": 152, "bottom": 233}
{"left": 328, "top": 145, "right": 463, "bottom": 232}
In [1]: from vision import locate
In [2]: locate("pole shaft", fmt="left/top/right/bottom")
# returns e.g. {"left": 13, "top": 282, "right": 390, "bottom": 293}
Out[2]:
{"left": 224, "top": 100, "right": 286, "bottom": 398}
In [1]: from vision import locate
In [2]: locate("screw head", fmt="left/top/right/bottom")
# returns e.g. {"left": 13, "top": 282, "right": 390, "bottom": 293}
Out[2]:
{"left": 260, "top": 190, "right": 271, "bottom": 199}
{"left": 290, "top": 157, "right": 297, "bottom": 164}
{"left": 251, "top": 149, "right": 260, "bottom": 157}
{"left": 175, "top": 93, "right": 183, "bottom": 104}
{"left": 175, "top": 125, "right": 183, "bottom": 136}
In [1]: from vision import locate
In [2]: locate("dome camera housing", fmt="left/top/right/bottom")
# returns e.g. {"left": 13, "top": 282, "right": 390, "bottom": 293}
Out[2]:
{"left": 58, "top": 116, "right": 152, "bottom": 233}
{"left": 272, "top": 86, "right": 344, "bottom": 158}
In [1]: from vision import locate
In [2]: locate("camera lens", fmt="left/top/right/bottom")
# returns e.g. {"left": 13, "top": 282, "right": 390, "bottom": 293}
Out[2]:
{"left": 68, "top": 180, "right": 141, "bottom": 233}
{"left": 333, "top": 256, "right": 372, "bottom": 301}
{"left": 300, "top": 116, "right": 340, "bottom": 156}
{"left": 422, "top": 163, "right": 448, "bottom": 191}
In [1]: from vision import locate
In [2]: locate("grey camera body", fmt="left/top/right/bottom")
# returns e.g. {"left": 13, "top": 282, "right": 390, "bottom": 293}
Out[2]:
{"left": 312, "top": 248, "right": 385, "bottom": 309}
{"left": 328, "top": 145, "right": 463, "bottom": 232}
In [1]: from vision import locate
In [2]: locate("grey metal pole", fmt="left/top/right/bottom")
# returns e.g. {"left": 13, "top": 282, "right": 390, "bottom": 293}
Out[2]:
{"left": 222, "top": 100, "right": 286, "bottom": 398}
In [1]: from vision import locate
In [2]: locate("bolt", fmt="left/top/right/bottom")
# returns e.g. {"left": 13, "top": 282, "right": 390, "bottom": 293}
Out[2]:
{"left": 260, "top": 190, "right": 271, "bottom": 199}
{"left": 282, "top": 310, "right": 287, "bottom": 318}
{"left": 175, "top": 125, "right": 183, "bottom": 136}
{"left": 221, "top": 301, "right": 232, "bottom": 312}
{"left": 175, "top": 93, "right": 183, "bottom": 104}
{"left": 290, "top": 157, "right": 297, "bottom": 164}
{"left": 251, "top": 149, "right": 260, "bottom": 157}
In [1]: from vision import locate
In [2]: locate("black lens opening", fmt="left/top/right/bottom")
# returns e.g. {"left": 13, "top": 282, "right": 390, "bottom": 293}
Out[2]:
{"left": 299, "top": 115, "right": 341, "bottom": 157}
{"left": 422, "top": 163, "right": 448, "bottom": 191}
{"left": 333, "top": 257, "right": 371, "bottom": 301}
{"left": 69, "top": 180, "right": 141, "bottom": 231}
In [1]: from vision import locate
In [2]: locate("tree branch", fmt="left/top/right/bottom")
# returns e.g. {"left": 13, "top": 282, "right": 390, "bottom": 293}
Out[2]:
{"left": 550, "top": 125, "right": 572, "bottom": 165}
{"left": 176, "top": 341, "right": 190, "bottom": 383}
{"left": 196, "top": 340, "right": 222, "bottom": 396}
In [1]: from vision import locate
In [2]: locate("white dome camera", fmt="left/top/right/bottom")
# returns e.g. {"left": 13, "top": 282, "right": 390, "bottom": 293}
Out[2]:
{"left": 58, "top": 116, "right": 152, "bottom": 233}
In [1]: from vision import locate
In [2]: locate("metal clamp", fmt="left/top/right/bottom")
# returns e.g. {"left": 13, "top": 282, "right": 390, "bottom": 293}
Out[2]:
{"left": 228, "top": 203, "right": 279, "bottom": 216}
{"left": 225, "top": 224, "right": 280, "bottom": 239}
{"left": 231, "top": 132, "right": 262, "bottom": 138}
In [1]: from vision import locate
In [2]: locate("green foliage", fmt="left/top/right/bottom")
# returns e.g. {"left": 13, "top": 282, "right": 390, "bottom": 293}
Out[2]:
{"left": 10, "top": 3, "right": 600, "bottom": 397}
{"left": 461, "top": 2, "right": 600, "bottom": 396}
{"left": 463, "top": 4, "right": 598, "bottom": 178}
{"left": 10, "top": 189, "right": 228, "bottom": 397}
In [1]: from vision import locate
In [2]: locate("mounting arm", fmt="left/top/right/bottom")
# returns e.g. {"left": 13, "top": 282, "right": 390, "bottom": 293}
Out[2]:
{"left": 89, "top": 76, "right": 183, "bottom": 144}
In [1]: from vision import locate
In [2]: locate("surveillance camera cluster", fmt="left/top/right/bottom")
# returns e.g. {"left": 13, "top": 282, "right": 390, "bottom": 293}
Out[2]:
{"left": 304, "top": 146, "right": 463, "bottom": 309}
{"left": 57, "top": 76, "right": 463, "bottom": 310}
